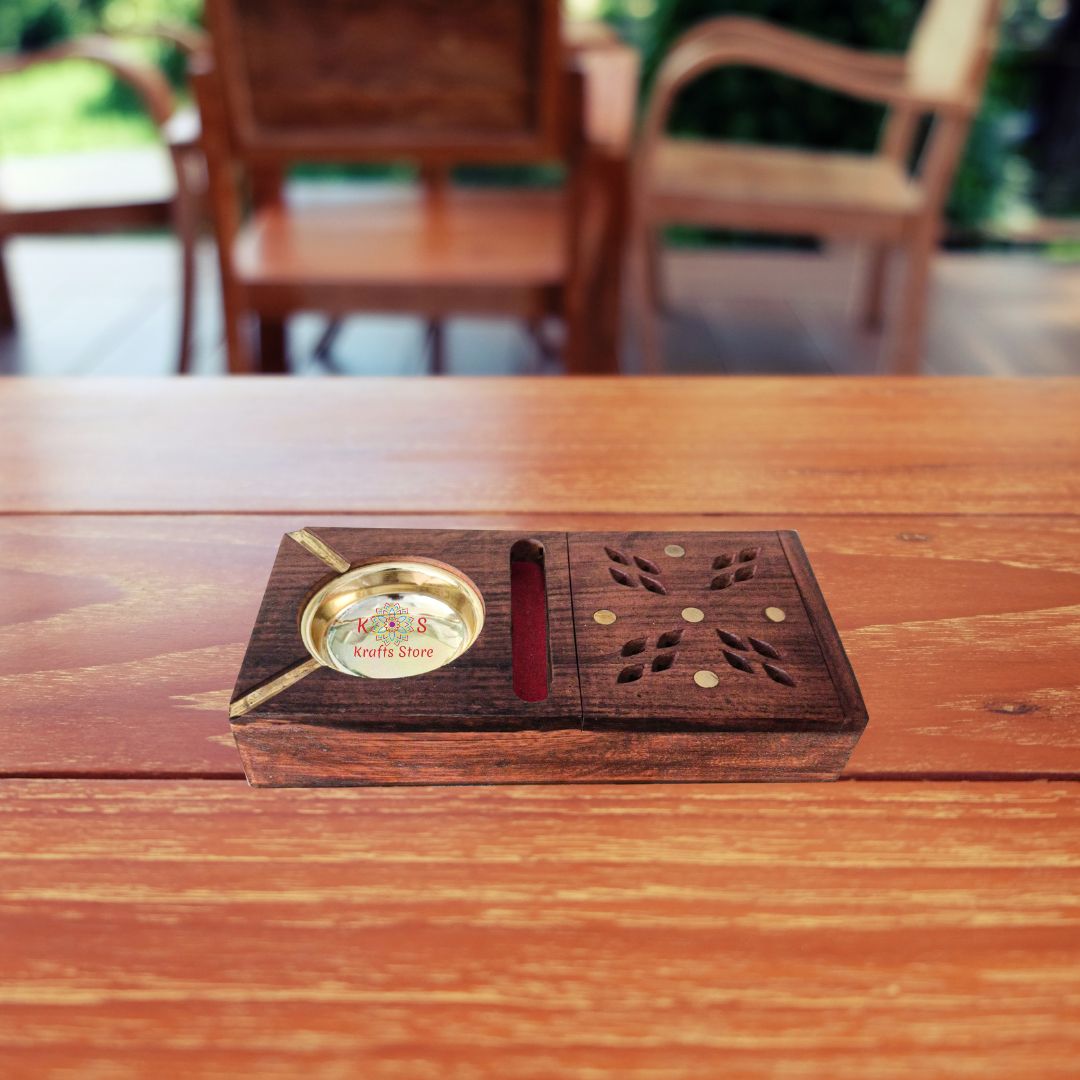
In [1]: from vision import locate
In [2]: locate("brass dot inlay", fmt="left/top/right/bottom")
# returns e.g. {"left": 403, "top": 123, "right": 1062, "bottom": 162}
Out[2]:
{"left": 765, "top": 606, "right": 786, "bottom": 623}
{"left": 694, "top": 669, "right": 719, "bottom": 688}
{"left": 593, "top": 609, "right": 617, "bottom": 626}
{"left": 681, "top": 607, "right": 705, "bottom": 624}
{"left": 664, "top": 544, "right": 685, "bottom": 558}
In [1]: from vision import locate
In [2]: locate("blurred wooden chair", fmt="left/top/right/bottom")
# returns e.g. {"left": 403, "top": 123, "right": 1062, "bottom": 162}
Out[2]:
{"left": 0, "top": 32, "right": 204, "bottom": 372}
{"left": 633, "top": 0, "right": 1000, "bottom": 374}
{"left": 196, "top": 0, "right": 613, "bottom": 375}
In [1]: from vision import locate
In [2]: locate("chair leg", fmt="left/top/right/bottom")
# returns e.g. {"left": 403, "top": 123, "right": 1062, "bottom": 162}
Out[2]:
{"left": 425, "top": 319, "right": 447, "bottom": 374}
{"left": 168, "top": 144, "right": 203, "bottom": 374}
{"left": 631, "top": 229, "right": 664, "bottom": 374}
{"left": 594, "top": 155, "right": 628, "bottom": 373}
{"left": 594, "top": 263, "right": 621, "bottom": 373}
{"left": 213, "top": 228, "right": 254, "bottom": 375}
{"left": 222, "top": 305, "right": 254, "bottom": 374}
{"left": 562, "top": 306, "right": 590, "bottom": 375}
{"left": 590, "top": 200, "right": 624, "bottom": 374}
{"left": 313, "top": 319, "right": 344, "bottom": 368}
{"left": 559, "top": 257, "right": 591, "bottom": 373}
{"left": 887, "top": 229, "right": 935, "bottom": 375}
{"left": 0, "top": 243, "right": 16, "bottom": 333}
{"left": 257, "top": 316, "right": 288, "bottom": 374}
{"left": 527, "top": 317, "right": 560, "bottom": 371}
{"left": 174, "top": 199, "right": 197, "bottom": 375}
{"left": 645, "top": 227, "right": 666, "bottom": 313}
{"left": 859, "top": 243, "right": 891, "bottom": 332}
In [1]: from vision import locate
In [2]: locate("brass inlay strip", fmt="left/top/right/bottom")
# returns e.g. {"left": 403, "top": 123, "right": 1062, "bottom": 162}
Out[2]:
{"left": 228, "top": 657, "right": 322, "bottom": 719}
{"left": 287, "top": 529, "right": 351, "bottom": 574}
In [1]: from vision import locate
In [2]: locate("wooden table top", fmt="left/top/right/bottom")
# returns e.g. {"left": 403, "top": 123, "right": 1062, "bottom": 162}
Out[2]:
{"left": 1, "top": 377, "right": 1078, "bottom": 1077}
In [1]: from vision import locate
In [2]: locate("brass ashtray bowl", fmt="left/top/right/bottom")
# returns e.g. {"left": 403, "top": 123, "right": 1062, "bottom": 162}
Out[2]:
{"left": 300, "top": 559, "right": 485, "bottom": 679}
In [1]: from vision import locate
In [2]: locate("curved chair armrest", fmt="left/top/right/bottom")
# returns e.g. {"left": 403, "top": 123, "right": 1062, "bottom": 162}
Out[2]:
{"left": 639, "top": 16, "right": 967, "bottom": 152}
{"left": 112, "top": 21, "right": 210, "bottom": 59}
{"left": 104, "top": 21, "right": 209, "bottom": 152}
{"left": 649, "top": 17, "right": 906, "bottom": 115}
{"left": 142, "top": 21, "right": 209, "bottom": 57}
{"left": 161, "top": 104, "right": 201, "bottom": 155}
{"left": 0, "top": 34, "right": 177, "bottom": 128}
{"left": 104, "top": 23, "right": 209, "bottom": 152}
{"left": 672, "top": 16, "right": 910, "bottom": 80}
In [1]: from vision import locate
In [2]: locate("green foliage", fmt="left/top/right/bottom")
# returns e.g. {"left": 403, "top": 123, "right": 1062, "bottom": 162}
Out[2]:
{"left": 101, "top": 0, "right": 201, "bottom": 86}
{"left": 644, "top": 0, "right": 912, "bottom": 151}
{"left": 0, "top": 0, "right": 201, "bottom": 156}
{"left": 0, "top": 1, "right": 82, "bottom": 50}
{"left": 1048, "top": 241, "right": 1080, "bottom": 263}
{"left": 0, "top": 59, "right": 157, "bottom": 153}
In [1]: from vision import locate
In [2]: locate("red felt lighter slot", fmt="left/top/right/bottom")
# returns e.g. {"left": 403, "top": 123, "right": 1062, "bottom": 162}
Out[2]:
{"left": 510, "top": 541, "right": 549, "bottom": 702}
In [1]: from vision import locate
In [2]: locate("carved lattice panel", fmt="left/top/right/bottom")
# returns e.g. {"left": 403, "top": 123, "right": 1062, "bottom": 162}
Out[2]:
{"left": 570, "top": 531, "right": 850, "bottom": 730}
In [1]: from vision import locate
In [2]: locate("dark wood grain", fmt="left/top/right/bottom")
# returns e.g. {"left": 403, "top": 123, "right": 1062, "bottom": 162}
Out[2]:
{"left": 231, "top": 528, "right": 864, "bottom": 785}
{"left": 2, "top": 513, "right": 1078, "bottom": 779}
{"left": 779, "top": 529, "right": 868, "bottom": 724}
{"left": 235, "top": 725, "right": 856, "bottom": 786}
{"left": 1, "top": 379, "right": 1076, "bottom": 513}
{"left": 1, "top": 779, "right": 1076, "bottom": 1078}
{"left": 569, "top": 530, "right": 861, "bottom": 731}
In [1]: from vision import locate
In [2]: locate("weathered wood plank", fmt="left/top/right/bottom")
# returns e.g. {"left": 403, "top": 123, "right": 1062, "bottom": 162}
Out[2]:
{"left": 0, "top": 379, "right": 1077, "bottom": 513}
{"left": 0, "top": 779, "right": 1076, "bottom": 1078}
{"left": 2, "top": 514, "right": 1078, "bottom": 778}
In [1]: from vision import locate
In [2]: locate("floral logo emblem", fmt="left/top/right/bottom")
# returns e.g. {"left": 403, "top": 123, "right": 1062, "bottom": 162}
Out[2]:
{"left": 368, "top": 601, "right": 415, "bottom": 646}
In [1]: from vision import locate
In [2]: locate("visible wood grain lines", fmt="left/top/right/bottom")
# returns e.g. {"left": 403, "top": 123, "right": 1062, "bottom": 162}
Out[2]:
{"left": 227, "top": 528, "right": 863, "bottom": 784}
{"left": 2, "top": 513, "right": 1079, "bottom": 779}
{"left": 0, "top": 376, "right": 1077, "bottom": 1075}
{"left": 0, "top": 379, "right": 1077, "bottom": 514}
{"left": 0, "top": 780, "right": 1077, "bottom": 1079}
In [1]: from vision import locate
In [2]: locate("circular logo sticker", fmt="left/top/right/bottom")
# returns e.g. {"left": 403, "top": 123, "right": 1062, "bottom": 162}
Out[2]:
{"left": 300, "top": 560, "right": 485, "bottom": 680}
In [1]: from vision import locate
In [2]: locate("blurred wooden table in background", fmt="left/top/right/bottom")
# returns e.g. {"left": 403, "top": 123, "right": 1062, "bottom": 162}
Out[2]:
{"left": 1, "top": 377, "right": 1078, "bottom": 1077}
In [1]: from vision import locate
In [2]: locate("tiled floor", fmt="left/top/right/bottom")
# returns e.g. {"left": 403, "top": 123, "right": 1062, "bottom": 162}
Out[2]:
{"left": 2, "top": 233, "right": 1078, "bottom": 375}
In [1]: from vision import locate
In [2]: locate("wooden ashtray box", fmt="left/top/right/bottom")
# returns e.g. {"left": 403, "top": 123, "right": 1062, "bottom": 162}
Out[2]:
{"left": 229, "top": 528, "right": 867, "bottom": 786}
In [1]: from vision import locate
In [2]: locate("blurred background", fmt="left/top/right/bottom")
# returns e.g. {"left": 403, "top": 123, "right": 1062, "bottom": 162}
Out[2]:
{"left": 1, "top": 0, "right": 1077, "bottom": 375}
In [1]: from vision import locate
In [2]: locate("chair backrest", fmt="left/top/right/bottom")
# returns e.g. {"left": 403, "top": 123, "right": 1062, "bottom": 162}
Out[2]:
{"left": 204, "top": 0, "right": 568, "bottom": 165}
{"left": 906, "top": 0, "right": 1000, "bottom": 105}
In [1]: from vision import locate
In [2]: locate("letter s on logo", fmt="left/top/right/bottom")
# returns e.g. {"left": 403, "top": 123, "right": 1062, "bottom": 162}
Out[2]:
{"left": 417, "top": 616, "right": 427, "bottom": 633}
